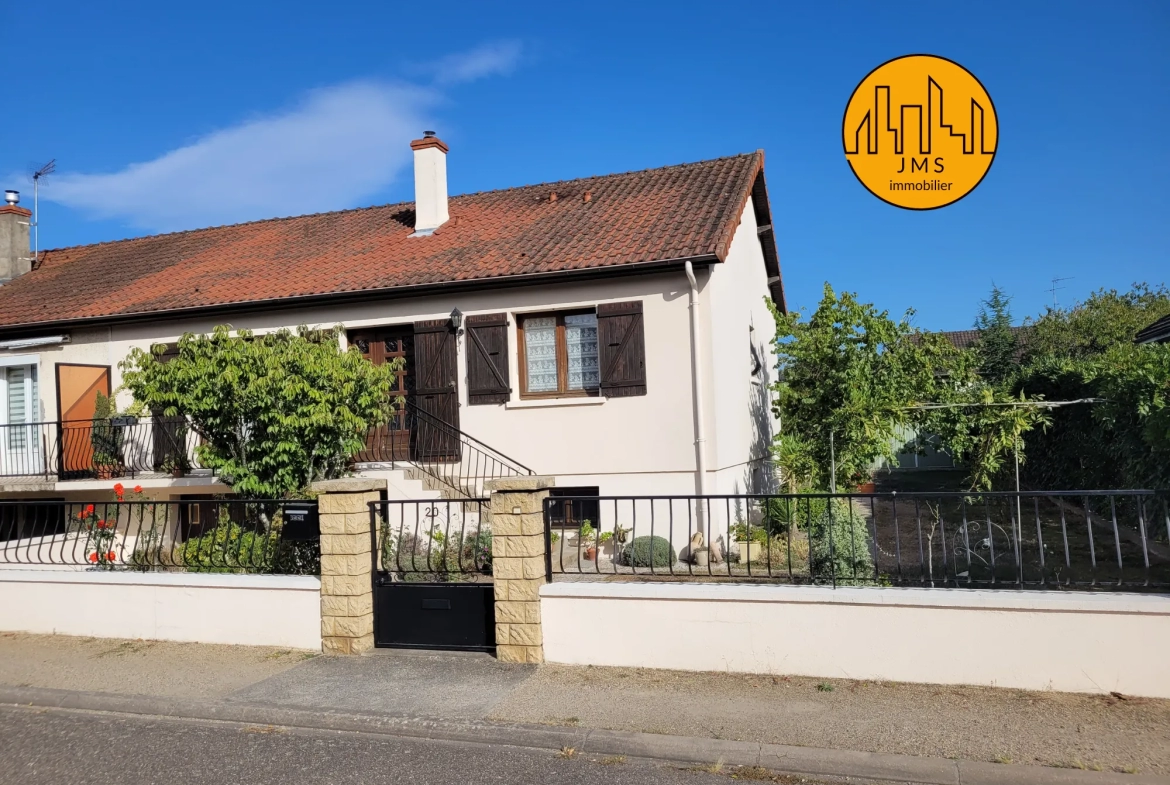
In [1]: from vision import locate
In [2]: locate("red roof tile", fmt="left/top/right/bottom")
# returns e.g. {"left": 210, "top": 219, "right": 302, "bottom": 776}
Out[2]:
{"left": 0, "top": 152, "right": 780, "bottom": 331}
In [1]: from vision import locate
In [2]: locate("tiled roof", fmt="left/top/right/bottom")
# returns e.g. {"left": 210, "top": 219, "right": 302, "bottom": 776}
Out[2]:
{"left": 1136, "top": 314, "right": 1170, "bottom": 344}
{"left": 935, "top": 326, "right": 1029, "bottom": 351}
{"left": 0, "top": 152, "right": 780, "bottom": 331}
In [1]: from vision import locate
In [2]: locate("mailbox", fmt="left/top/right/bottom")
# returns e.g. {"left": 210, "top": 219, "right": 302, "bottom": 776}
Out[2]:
{"left": 280, "top": 502, "right": 320, "bottom": 541}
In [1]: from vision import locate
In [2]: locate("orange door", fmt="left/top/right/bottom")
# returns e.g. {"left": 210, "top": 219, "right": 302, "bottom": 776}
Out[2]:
{"left": 56, "top": 364, "right": 110, "bottom": 477}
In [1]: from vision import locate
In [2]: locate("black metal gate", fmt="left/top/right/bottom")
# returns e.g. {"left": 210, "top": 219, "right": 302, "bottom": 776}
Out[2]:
{"left": 369, "top": 499, "right": 494, "bottom": 652}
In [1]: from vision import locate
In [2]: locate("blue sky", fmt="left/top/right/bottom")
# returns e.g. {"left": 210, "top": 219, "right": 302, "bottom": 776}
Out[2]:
{"left": 1, "top": 1, "right": 1166, "bottom": 330}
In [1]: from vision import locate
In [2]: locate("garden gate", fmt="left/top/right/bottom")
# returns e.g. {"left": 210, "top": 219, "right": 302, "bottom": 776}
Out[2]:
{"left": 368, "top": 498, "right": 494, "bottom": 651}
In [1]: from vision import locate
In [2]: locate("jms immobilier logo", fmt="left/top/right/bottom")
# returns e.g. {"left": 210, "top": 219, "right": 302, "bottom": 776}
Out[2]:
{"left": 843, "top": 54, "right": 998, "bottom": 210}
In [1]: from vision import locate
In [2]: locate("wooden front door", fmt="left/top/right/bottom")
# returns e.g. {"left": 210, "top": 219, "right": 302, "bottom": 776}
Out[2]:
{"left": 56, "top": 364, "right": 110, "bottom": 479}
{"left": 412, "top": 320, "right": 460, "bottom": 462}
{"left": 351, "top": 328, "right": 414, "bottom": 462}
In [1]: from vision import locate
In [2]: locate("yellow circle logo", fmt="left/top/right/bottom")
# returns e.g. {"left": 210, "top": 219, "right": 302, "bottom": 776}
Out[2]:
{"left": 843, "top": 54, "right": 998, "bottom": 210}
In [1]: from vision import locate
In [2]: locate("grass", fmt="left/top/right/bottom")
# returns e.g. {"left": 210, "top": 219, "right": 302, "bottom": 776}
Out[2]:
{"left": 687, "top": 759, "right": 724, "bottom": 774}
{"left": 598, "top": 756, "right": 626, "bottom": 765}
{"left": 555, "top": 746, "right": 577, "bottom": 759}
{"left": 815, "top": 682, "right": 834, "bottom": 692}
{"left": 993, "top": 754, "right": 1012, "bottom": 765}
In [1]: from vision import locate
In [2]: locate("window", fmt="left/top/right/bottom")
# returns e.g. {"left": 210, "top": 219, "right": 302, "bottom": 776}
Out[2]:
{"left": 546, "top": 487, "right": 601, "bottom": 529}
{"left": 518, "top": 311, "right": 600, "bottom": 397}
{"left": 1, "top": 364, "right": 37, "bottom": 451}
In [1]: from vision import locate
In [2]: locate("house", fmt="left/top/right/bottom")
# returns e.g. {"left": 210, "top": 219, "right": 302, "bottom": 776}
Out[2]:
{"left": 1136, "top": 315, "right": 1170, "bottom": 344}
{"left": 0, "top": 135, "right": 784, "bottom": 523}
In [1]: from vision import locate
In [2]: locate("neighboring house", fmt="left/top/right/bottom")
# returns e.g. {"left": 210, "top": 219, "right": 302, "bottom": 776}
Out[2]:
{"left": 0, "top": 136, "right": 784, "bottom": 512}
{"left": 1136, "top": 315, "right": 1170, "bottom": 345}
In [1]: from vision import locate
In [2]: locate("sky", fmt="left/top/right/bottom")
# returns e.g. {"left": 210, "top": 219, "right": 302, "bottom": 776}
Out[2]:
{"left": 0, "top": 1, "right": 1166, "bottom": 330}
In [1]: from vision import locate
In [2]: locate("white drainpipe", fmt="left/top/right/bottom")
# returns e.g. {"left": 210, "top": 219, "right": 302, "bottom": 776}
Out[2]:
{"left": 685, "top": 261, "right": 710, "bottom": 530}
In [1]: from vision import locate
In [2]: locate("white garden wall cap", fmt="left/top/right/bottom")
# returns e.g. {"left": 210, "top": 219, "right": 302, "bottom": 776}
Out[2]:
{"left": 0, "top": 569, "right": 320, "bottom": 591}
{"left": 540, "top": 581, "right": 1170, "bottom": 615}
{"left": 310, "top": 478, "right": 387, "bottom": 493}
{"left": 484, "top": 476, "right": 556, "bottom": 492}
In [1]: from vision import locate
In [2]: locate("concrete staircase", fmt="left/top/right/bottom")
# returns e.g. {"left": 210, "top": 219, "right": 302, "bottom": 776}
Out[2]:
{"left": 353, "top": 466, "right": 443, "bottom": 501}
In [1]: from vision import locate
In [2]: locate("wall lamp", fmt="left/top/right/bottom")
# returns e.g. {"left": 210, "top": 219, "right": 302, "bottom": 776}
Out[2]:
{"left": 449, "top": 307, "right": 464, "bottom": 334}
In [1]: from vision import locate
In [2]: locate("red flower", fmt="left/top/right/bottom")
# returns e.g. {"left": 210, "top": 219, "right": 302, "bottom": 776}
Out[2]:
{"left": 89, "top": 553, "right": 98, "bottom": 563}
{"left": 97, "top": 520, "right": 108, "bottom": 529}
{"left": 133, "top": 485, "right": 143, "bottom": 494}
{"left": 85, "top": 504, "right": 94, "bottom": 514}
{"left": 106, "top": 551, "right": 117, "bottom": 562}
{"left": 113, "top": 483, "right": 124, "bottom": 495}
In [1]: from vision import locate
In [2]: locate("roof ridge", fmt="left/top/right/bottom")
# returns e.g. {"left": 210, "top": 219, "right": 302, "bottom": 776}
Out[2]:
{"left": 39, "top": 152, "right": 761, "bottom": 255}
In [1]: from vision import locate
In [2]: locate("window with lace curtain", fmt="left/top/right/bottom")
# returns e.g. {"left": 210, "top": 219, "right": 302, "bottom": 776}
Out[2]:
{"left": 517, "top": 311, "right": 600, "bottom": 397}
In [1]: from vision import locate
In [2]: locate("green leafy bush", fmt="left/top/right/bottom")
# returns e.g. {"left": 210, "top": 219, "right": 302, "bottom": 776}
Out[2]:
{"left": 620, "top": 535, "right": 676, "bottom": 568}
{"left": 807, "top": 500, "right": 874, "bottom": 584}
{"left": 179, "top": 517, "right": 319, "bottom": 575}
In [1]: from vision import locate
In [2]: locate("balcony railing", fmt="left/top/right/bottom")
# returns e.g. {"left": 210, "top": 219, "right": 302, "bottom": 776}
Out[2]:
{"left": 0, "top": 417, "right": 202, "bottom": 481}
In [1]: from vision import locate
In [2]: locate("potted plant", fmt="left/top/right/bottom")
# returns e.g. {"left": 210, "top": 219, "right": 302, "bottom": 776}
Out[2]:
{"left": 612, "top": 524, "right": 631, "bottom": 561}
{"left": 578, "top": 520, "right": 597, "bottom": 560}
{"left": 160, "top": 454, "right": 191, "bottom": 478}
{"left": 599, "top": 530, "right": 614, "bottom": 557}
{"left": 91, "top": 392, "right": 127, "bottom": 480}
{"left": 731, "top": 521, "right": 767, "bottom": 563}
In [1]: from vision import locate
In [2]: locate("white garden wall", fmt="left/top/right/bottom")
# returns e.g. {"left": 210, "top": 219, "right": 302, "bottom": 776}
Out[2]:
{"left": 541, "top": 582, "right": 1170, "bottom": 698}
{"left": 0, "top": 569, "right": 321, "bottom": 649}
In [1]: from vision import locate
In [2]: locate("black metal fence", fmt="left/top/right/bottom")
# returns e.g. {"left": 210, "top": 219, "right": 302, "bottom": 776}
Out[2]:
{"left": 0, "top": 499, "right": 318, "bottom": 574}
{"left": 544, "top": 491, "right": 1170, "bottom": 591}
{"left": 370, "top": 499, "right": 491, "bottom": 583}
{"left": 0, "top": 417, "right": 201, "bottom": 480}
{"left": 359, "top": 400, "right": 533, "bottom": 497}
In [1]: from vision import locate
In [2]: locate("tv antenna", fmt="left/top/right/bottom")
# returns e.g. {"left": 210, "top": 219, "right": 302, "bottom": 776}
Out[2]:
{"left": 1047, "top": 276, "right": 1073, "bottom": 309}
{"left": 30, "top": 160, "right": 55, "bottom": 267}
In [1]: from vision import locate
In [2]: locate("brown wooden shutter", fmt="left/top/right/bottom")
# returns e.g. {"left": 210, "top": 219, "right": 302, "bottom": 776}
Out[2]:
{"left": 412, "top": 320, "right": 461, "bottom": 459}
{"left": 465, "top": 313, "right": 511, "bottom": 405}
{"left": 597, "top": 301, "right": 647, "bottom": 397}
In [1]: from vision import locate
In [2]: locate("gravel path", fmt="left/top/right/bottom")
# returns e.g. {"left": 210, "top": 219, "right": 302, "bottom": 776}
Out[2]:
{"left": 489, "top": 664, "right": 1170, "bottom": 775}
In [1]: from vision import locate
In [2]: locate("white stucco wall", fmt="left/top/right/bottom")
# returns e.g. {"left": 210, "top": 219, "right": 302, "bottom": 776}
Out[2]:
{"left": 703, "top": 195, "right": 781, "bottom": 496}
{"left": 0, "top": 569, "right": 321, "bottom": 649}
{"left": 0, "top": 200, "right": 777, "bottom": 501}
{"left": 541, "top": 582, "right": 1170, "bottom": 698}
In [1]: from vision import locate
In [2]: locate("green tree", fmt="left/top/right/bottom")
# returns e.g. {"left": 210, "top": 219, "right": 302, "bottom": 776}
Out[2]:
{"left": 769, "top": 284, "right": 956, "bottom": 490}
{"left": 1012, "top": 283, "right": 1170, "bottom": 490}
{"left": 121, "top": 325, "right": 401, "bottom": 498}
{"left": 1022, "top": 283, "right": 1170, "bottom": 362}
{"left": 973, "top": 284, "right": 1018, "bottom": 385}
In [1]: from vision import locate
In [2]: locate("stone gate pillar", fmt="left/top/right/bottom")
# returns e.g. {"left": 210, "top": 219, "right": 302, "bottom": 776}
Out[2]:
{"left": 310, "top": 478, "right": 385, "bottom": 655}
{"left": 486, "top": 476, "right": 555, "bottom": 663}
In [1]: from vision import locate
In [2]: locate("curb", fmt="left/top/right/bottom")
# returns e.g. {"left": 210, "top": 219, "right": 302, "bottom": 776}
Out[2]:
{"left": 0, "top": 685, "right": 1164, "bottom": 785}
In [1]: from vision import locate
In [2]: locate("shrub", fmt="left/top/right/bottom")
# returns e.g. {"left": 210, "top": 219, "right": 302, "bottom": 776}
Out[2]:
{"left": 620, "top": 535, "right": 677, "bottom": 568}
{"left": 807, "top": 500, "right": 874, "bottom": 584}
{"left": 178, "top": 514, "right": 318, "bottom": 575}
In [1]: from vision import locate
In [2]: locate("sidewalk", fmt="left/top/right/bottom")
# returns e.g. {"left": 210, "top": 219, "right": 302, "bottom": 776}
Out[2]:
{"left": 1, "top": 632, "right": 1166, "bottom": 784}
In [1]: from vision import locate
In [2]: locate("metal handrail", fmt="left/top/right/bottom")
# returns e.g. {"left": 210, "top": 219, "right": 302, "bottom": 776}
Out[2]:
{"left": 403, "top": 399, "right": 534, "bottom": 475}
{"left": 359, "top": 398, "right": 533, "bottom": 498}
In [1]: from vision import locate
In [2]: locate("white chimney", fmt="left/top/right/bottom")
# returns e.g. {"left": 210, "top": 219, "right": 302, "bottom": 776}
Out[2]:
{"left": 410, "top": 131, "right": 449, "bottom": 236}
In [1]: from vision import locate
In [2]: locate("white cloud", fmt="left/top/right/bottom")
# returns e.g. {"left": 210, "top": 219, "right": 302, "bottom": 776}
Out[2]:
{"left": 42, "top": 42, "right": 523, "bottom": 234}
{"left": 428, "top": 40, "right": 523, "bottom": 85}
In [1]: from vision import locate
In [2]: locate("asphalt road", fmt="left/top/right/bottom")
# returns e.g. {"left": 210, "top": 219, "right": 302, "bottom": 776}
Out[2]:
{"left": 0, "top": 705, "right": 854, "bottom": 785}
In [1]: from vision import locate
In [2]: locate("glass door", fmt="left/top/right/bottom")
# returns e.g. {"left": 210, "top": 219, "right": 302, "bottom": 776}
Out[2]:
{"left": 0, "top": 365, "right": 40, "bottom": 477}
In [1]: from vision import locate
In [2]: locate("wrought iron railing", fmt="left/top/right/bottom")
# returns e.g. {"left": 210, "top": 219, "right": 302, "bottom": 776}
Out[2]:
{"left": 0, "top": 417, "right": 202, "bottom": 481}
{"left": 370, "top": 498, "right": 491, "bottom": 583}
{"left": 360, "top": 399, "right": 534, "bottom": 498}
{"left": 0, "top": 498, "right": 318, "bottom": 574}
{"left": 544, "top": 491, "right": 1170, "bottom": 591}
